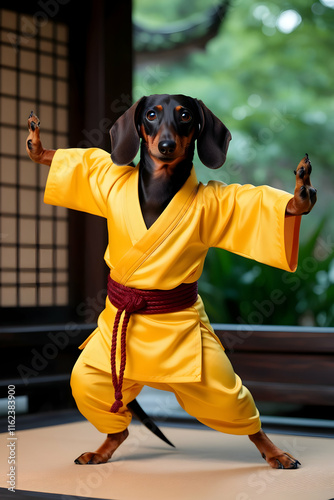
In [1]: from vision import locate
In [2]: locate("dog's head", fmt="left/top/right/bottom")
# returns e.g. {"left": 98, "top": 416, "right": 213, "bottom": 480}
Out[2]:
{"left": 110, "top": 94, "right": 231, "bottom": 169}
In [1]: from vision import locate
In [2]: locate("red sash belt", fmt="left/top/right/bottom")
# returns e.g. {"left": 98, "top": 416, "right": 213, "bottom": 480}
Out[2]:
{"left": 107, "top": 275, "right": 198, "bottom": 413}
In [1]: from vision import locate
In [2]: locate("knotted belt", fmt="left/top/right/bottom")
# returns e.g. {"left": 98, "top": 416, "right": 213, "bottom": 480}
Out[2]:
{"left": 107, "top": 275, "right": 198, "bottom": 413}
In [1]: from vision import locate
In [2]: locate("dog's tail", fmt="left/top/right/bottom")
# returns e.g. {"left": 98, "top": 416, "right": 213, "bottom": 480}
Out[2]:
{"left": 127, "top": 399, "right": 175, "bottom": 448}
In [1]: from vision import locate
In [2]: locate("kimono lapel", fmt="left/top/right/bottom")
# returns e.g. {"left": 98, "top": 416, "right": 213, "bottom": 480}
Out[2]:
{"left": 110, "top": 165, "right": 199, "bottom": 285}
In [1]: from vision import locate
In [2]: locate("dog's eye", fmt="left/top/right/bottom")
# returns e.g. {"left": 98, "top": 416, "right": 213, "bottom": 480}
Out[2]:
{"left": 180, "top": 110, "right": 192, "bottom": 122}
{"left": 146, "top": 110, "right": 157, "bottom": 121}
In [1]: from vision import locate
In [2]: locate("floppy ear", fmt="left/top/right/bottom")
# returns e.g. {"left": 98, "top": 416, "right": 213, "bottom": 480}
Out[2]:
{"left": 110, "top": 97, "right": 145, "bottom": 165}
{"left": 195, "top": 99, "right": 232, "bottom": 169}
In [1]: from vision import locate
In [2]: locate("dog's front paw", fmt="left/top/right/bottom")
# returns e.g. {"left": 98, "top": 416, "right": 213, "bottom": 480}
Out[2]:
{"left": 26, "top": 111, "right": 44, "bottom": 162}
{"left": 293, "top": 153, "right": 312, "bottom": 179}
{"left": 286, "top": 154, "right": 317, "bottom": 216}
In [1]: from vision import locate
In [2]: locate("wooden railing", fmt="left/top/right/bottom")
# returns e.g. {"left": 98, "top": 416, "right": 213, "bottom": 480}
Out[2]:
{"left": 1, "top": 324, "right": 334, "bottom": 414}
{"left": 214, "top": 324, "right": 334, "bottom": 406}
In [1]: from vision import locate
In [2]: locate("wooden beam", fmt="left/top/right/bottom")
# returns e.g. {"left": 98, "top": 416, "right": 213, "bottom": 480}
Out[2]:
{"left": 67, "top": 0, "right": 133, "bottom": 318}
{"left": 214, "top": 324, "right": 334, "bottom": 353}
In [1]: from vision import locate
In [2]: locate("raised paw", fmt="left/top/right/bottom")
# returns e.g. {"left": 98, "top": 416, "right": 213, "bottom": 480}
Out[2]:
{"left": 286, "top": 154, "right": 317, "bottom": 216}
{"left": 26, "top": 111, "right": 44, "bottom": 162}
{"left": 294, "top": 153, "right": 312, "bottom": 178}
{"left": 28, "top": 111, "right": 40, "bottom": 130}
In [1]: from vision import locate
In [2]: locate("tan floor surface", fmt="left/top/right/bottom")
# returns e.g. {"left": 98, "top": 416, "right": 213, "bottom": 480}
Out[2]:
{"left": 1, "top": 421, "right": 334, "bottom": 500}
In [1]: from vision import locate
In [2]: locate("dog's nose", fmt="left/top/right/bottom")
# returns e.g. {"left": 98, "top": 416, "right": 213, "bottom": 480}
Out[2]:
{"left": 158, "top": 140, "right": 176, "bottom": 155}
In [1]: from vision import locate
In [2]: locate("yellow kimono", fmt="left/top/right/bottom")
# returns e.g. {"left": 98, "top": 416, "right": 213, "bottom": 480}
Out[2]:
{"left": 45, "top": 148, "right": 301, "bottom": 435}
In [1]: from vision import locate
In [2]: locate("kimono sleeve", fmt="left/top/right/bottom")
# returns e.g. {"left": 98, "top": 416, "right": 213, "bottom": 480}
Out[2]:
{"left": 200, "top": 181, "right": 301, "bottom": 272}
{"left": 44, "top": 148, "right": 131, "bottom": 218}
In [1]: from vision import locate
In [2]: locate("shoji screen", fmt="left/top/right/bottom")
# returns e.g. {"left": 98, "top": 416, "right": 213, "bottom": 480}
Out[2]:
{"left": 0, "top": 9, "right": 69, "bottom": 308}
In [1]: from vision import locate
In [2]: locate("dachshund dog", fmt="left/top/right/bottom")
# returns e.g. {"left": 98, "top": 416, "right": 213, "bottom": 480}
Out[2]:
{"left": 26, "top": 94, "right": 316, "bottom": 469}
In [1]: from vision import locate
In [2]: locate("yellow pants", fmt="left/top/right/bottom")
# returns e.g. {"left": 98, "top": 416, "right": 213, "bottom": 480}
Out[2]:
{"left": 70, "top": 330, "right": 261, "bottom": 436}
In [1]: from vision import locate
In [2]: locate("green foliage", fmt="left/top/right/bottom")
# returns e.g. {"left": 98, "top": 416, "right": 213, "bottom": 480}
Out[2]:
{"left": 133, "top": 0, "right": 334, "bottom": 326}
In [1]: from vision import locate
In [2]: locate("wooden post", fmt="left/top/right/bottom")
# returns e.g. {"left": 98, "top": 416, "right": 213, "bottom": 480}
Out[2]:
{"left": 67, "top": 0, "right": 133, "bottom": 319}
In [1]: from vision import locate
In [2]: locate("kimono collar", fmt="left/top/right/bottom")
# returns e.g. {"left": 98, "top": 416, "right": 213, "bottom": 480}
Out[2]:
{"left": 125, "top": 164, "right": 199, "bottom": 242}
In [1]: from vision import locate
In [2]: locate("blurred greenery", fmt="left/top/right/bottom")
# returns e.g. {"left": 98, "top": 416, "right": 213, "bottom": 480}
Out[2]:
{"left": 133, "top": 0, "right": 334, "bottom": 326}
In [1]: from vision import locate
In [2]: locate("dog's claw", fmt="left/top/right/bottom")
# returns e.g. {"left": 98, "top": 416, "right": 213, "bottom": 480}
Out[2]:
{"left": 281, "top": 453, "right": 301, "bottom": 469}
{"left": 284, "top": 453, "right": 301, "bottom": 468}
{"left": 74, "top": 451, "right": 108, "bottom": 465}
{"left": 261, "top": 451, "right": 301, "bottom": 469}
{"left": 74, "top": 452, "right": 90, "bottom": 465}
{"left": 28, "top": 112, "right": 40, "bottom": 129}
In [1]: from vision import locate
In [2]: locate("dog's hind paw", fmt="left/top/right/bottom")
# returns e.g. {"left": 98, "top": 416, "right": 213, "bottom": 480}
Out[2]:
{"left": 74, "top": 428, "right": 129, "bottom": 465}
{"left": 263, "top": 451, "right": 301, "bottom": 469}
{"left": 74, "top": 451, "right": 109, "bottom": 465}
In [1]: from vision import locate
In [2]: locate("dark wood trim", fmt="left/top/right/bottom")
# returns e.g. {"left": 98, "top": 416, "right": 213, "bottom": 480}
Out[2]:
{"left": 214, "top": 324, "right": 334, "bottom": 406}
{"left": 214, "top": 324, "right": 334, "bottom": 353}
{"left": 227, "top": 352, "right": 334, "bottom": 385}
{"left": 244, "top": 381, "right": 334, "bottom": 407}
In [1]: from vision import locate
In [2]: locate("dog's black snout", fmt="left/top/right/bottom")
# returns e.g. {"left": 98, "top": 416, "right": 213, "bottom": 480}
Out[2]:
{"left": 158, "top": 140, "right": 176, "bottom": 155}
